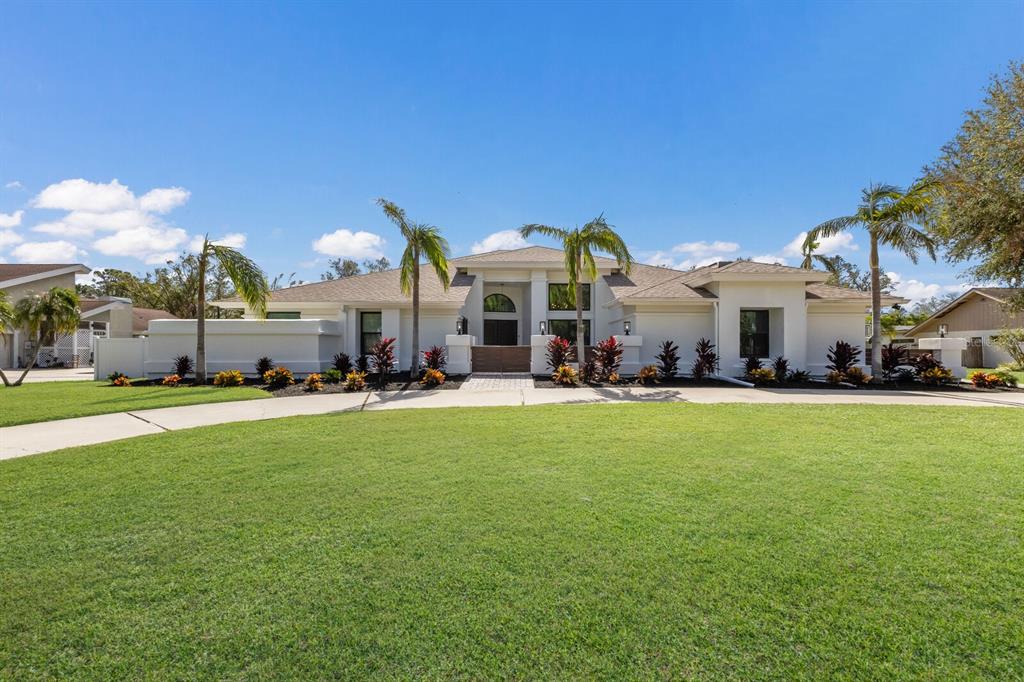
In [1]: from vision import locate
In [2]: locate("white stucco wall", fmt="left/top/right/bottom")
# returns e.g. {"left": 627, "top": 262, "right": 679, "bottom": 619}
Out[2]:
{"left": 711, "top": 281, "right": 809, "bottom": 375}
{"left": 914, "top": 329, "right": 1016, "bottom": 368}
{"left": 806, "top": 306, "right": 869, "bottom": 374}
{"left": 626, "top": 307, "right": 715, "bottom": 372}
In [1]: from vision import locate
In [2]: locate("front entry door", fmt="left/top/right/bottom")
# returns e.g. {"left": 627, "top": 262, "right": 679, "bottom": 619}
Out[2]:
{"left": 484, "top": 319, "right": 518, "bottom": 346}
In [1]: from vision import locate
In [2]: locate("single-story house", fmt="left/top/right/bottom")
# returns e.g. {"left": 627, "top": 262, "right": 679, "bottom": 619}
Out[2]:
{"left": 206, "top": 245, "right": 901, "bottom": 376}
{"left": 905, "top": 287, "right": 1024, "bottom": 368}
{"left": 80, "top": 297, "right": 179, "bottom": 338}
{"left": 0, "top": 263, "right": 91, "bottom": 368}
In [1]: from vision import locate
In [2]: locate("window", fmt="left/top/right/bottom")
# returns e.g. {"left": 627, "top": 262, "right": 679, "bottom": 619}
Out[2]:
{"left": 267, "top": 311, "right": 301, "bottom": 320}
{"left": 548, "top": 283, "right": 590, "bottom": 311}
{"left": 360, "top": 311, "right": 382, "bottom": 355}
{"left": 740, "top": 310, "right": 770, "bottom": 359}
{"left": 483, "top": 293, "right": 516, "bottom": 313}
{"left": 548, "top": 319, "right": 591, "bottom": 346}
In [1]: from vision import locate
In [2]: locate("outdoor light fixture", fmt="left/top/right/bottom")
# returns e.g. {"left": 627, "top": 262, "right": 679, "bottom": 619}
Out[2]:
{"left": 624, "top": 320, "right": 631, "bottom": 336}
{"left": 939, "top": 323, "right": 948, "bottom": 338}
{"left": 456, "top": 318, "right": 464, "bottom": 335}
{"left": 539, "top": 321, "right": 547, "bottom": 335}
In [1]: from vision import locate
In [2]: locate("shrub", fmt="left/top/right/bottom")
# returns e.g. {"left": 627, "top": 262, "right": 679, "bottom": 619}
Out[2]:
{"left": 991, "top": 328, "right": 1024, "bottom": 370}
{"left": 579, "top": 359, "right": 597, "bottom": 384}
{"left": 355, "top": 354, "right": 369, "bottom": 373}
{"left": 743, "top": 356, "right": 763, "bottom": 379}
{"left": 107, "top": 371, "right": 128, "bottom": 385}
{"left": 691, "top": 337, "right": 719, "bottom": 380}
{"left": 213, "top": 370, "right": 245, "bottom": 387}
{"left": 161, "top": 374, "right": 182, "bottom": 387}
{"left": 332, "top": 352, "right": 352, "bottom": 374}
{"left": 323, "top": 368, "right": 343, "bottom": 383}
{"left": 420, "top": 367, "right": 446, "bottom": 387}
{"left": 545, "top": 336, "right": 574, "bottom": 372}
{"left": 969, "top": 370, "right": 1001, "bottom": 388}
{"left": 920, "top": 366, "right": 954, "bottom": 386}
{"left": 111, "top": 375, "right": 132, "bottom": 387}
{"left": 344, "top": 370, "right": 367, "bottom": 392}
{"left": 747, "top": 367, "right": 776, "bottom": 385}
{"left": 607, "top": 371, "right": 621, "bottom": 384}
{"left": 895, "top": 367, "right": 916, "bottom": 383}
{"left": 636, "top": 364, "right": 658, "bottom": 385}
{"left": 881, "top": 342, "right": 910, "bottom": 379}
{"left": 656, "top": 340, "right": 680, "bottom": 379}
{"left": 304, "top": 373, "right": 324, "bottom": 392}
{"left": 827, "top": 340, "right": 861, "bottom": 374}
{"left": 422, "top": 346, "right": 447, "bottom": 371}
{"left": 255, "top": 356, "right": 274, "bottom": 377}
{"left": 551, "top": 364, "right": 578, "bottom": 386}
{"left": 172, "top": 354, "right": 194, "bottom": 377}
{"left": 593, "top": 336, "right": 623, "bottom": 380}
{"left": 771, "top": 356, "right": 790, "bottom": 381}
{"left": 844, "top": 366, "right": 872, "bottom": 385}
{"left": 368, "top": 337, "right": 396, "bottom": 389}
{"left": 912, "top": 353, "right": 943, "bottom": 376}
{"left": 825, "top": 370, "right": 845, "bottom": 385}
{"left": 993, "top": 366, "right": 1020, "bottom": 387}
{"left": 788, "top": 369, "right": 812, "bottom": 383}
{"left": 263, "top": 366, "right": 295, "bottom": 389}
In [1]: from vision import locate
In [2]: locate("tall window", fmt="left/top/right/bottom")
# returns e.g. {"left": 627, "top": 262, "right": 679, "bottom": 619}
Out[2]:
{"left": 548, "top": 319, "right": 591, "bottom": 346}
{"left": 361, "top": 311, "right": 382, "bottom": 355}
{"left": 267, "top": 311, "right": 301, "bottom": 320}
{"left": 548, "top": 283, "right": 591, "bottom": 311}
{"left": 483, "top": 293, "right": 516, "bottom": 313}
{"left": 740, "top": 310, "right": 769, "bottom": 359}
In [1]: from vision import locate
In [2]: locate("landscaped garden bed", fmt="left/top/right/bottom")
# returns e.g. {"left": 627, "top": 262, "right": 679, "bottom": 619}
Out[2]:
{"left": 264, "top": 372, "right": 468, "bottom": 396}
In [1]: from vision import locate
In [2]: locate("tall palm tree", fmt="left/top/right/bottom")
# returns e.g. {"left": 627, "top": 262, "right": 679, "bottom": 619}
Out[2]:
{"left": 520, "top": 215, "right": 634, "bottom": 358}
{"left": 194, "top": 236, "right": 270, "bottom": 384}
{"left": 378, "top": 198, "right": 451, "bottom": 375}
{"left": 804, "top": 180, "right": 938, "bottom": 376}
{"left": 0, "top": 290, "right": 16, "bottom": 386}
{"left": 5, "top": 287, "right": 80, "bottom": 386}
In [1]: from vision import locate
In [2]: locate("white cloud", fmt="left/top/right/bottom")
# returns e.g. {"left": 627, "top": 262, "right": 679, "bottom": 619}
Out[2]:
{"left": 671, "top": 240, "right": 740, "bottom": 256}
{"left": 0, "top": 210, "right": 23, "bottom": 228}
{"left": 312, "top": 229, "right": 385, "bottom": 259}
{"left": 886, "top": 271, "right": 970, "bottom": 304}
{"left": 751, "top": 254, "right": 788, "bottom": 265}
{"left": 93, "top": 225, "right": 189, "bottom": 262}
{"left": 644, "top": 240, "right": 742, "bottom": 270}
{"left": 783, "top": 230, "right": 858, "bottom": 258}
{"left": 0, "top": 231, "right": 24, "bottom": 249}
{"left": 471, "top": 229, "right": 531, "bottom": 254}
{"left": 188, "top": 232, "right": 247, "bottom": 252}
{"left": 4, "top": 181, "right": 24, "bottom": 190}
{"left": 33, "top": 178, "right": 136, "bottom": 212}
{"left": 11, "top": 240, "right": 86, "bottom": 263}
{"left": 139, "top": 187, "right": 190, "bottom": 213}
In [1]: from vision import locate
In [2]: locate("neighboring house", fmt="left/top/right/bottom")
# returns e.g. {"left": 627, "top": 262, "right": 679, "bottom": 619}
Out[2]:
{"left": 0, "top": 263, "right": 90, "bottom": 369}
{"left": 214, "top": 246, "right": 902, "bottom": 375}
{"left": 905, "top": 287, "right": 1024, "bottom": 368}
{"left": 79, "top": 297, "right": 178, "bottom": 338}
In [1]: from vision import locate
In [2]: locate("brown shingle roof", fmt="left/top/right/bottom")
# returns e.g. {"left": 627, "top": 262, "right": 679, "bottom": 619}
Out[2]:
{"left": 973, "top": 287, "right": 1022, "bottom": 302}
{"left": 132, "top": 307, "right": 177, "bottom": 334}
{"left": 0, "top": 263, "right": 90, "bottom": 283}
{"left": 453, "top": 245, "right": 620, "bottom": 267}
{"left": 259, "top": 269, "right": 476, "bottom": 305}
{"left": 805, "top": 283, "right": 906, "bottom": 304}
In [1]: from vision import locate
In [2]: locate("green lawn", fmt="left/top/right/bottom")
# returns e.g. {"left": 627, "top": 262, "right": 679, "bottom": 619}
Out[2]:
{"left": 0, "top": 380, "right": 269, "bottom": 427}
{"left": 1, "top": 404, "right": 1022, "bottom": 678}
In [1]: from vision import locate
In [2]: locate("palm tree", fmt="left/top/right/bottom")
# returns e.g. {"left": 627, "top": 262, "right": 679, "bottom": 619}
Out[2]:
{"left": 4, "top": 287, "right": 80, "bottom": 386}
{"left": 520, "top": 215, "right": 634, "bottom": 358}
{"left": 377, "top": 198, "right": 452, "bottom": 376}
{"left": 194, "top": 235, "right": 270, "bottom": 384}
{"left": 804, "top": 180, "right": 938, "bottom": 376}
{"left": 0, "top": 290, "right": 16, "bottom": 386}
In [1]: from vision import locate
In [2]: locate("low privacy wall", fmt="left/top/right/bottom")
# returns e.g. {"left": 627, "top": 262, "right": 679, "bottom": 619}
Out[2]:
{"left": 94, "top": 319, "right": 344, "bottom": 379}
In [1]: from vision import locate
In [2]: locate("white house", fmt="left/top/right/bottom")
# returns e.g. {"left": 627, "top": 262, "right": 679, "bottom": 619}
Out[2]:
{"left": 165, "top": 245, "right": 896, "bottom": 378}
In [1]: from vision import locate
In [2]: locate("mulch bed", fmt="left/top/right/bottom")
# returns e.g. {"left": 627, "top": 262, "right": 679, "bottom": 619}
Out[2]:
{"left": 265, "top": 372, "right": 468, "bottom": 397}
{"left": 763, "top": 380, "right": 1023, "bottom": 393}
{"left": 531, "top": 375, "right": 731, "bottom": 389}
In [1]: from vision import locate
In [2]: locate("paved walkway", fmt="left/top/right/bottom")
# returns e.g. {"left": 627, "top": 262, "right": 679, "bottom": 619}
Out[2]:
{"left": 460, "top": 373, "right": 534, "bottom": 390}
{"left": 2, "top": 367, "right": 95, "bottom": 383}
{"left": 2, "top": 385, "right": 1022, "bottom": 461}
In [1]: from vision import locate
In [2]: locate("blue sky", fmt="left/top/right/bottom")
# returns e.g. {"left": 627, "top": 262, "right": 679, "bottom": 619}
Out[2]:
{"left": 1, "top": 1, "right": 1021, "bottom": 303}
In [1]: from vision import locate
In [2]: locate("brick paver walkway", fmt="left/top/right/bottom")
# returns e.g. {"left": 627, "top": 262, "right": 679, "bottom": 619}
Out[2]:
{"left": 460, "top": 373, "right": 535, "bottom": 391}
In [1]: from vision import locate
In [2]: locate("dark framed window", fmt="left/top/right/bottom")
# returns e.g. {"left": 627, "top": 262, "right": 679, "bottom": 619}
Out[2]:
{"left": 548, "top": 283, "right": 591, "bottom": 311}
{"left": 548, "top": 319, "right": 591, "bottom": 346}
{"left": 483, "top": 293, "right": 516, "bottom": 313}
{"left": 740, "top": 309, "right": 770, "bottom": 359}
{"left": 267, "top": 311, "right": 301, "bottom": 320}
{"left": 361, "top": 311, "right": 383, "bottom": 355}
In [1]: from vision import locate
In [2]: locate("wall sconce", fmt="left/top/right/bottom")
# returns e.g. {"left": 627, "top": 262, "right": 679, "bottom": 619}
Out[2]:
{"left": 938, "top": 323, "right": 947, "bottom": 338}
{"left": 456, "top": 317, "right": 464, "bottom": 335}
{"left": 623, "top": 320, "right": 631, "bottom": 336}
{"left": 539, "top": 321, "right": 547, "bottom": 335}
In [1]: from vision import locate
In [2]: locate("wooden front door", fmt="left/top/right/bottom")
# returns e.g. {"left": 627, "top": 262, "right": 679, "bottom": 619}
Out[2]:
{"left": 483, "top": 319, "right": 518, "bottom": 346}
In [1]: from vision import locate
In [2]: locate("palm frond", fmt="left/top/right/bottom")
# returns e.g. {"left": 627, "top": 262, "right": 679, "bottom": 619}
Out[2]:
{"left": 210, "top": 244, "right": 270, "bottom": 318}
{"left": 520, "top": 223, "right": 571, "bottom": 241}
{"left": 804, "top": 216, "right": 859, "bottom": 254}
{"left": 398, "top": 243, "right": 416, "bottom": 296}
{"left": 377, "top": 198, "right": 414, "bottom": 239}
{"left": 0, "top": 290, "right": 14, "bottom": 333}
{"left": 416, "top": 224, "right": 452, "bottom": 290}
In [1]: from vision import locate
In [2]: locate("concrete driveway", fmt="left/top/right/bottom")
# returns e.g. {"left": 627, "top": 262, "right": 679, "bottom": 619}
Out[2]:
{"left": 3, "top": 367, "right": 95, "bottom": 383}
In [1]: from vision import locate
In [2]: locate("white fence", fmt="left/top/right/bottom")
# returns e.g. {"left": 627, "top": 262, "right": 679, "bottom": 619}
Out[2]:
{"left": 94, "top": 319, "right": 344, "bottom": 379}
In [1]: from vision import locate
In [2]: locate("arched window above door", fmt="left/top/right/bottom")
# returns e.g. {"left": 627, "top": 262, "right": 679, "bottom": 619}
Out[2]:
{"left": 483, "top": 293, "right": 516, "bottom": 313}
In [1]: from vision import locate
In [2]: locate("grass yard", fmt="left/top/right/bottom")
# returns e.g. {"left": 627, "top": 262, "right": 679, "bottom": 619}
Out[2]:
{"left": 1, "top": 404, "right": 1022, "bottom": 678}
{"left": 0, "top": 380, "right": 269, "bottom": 427}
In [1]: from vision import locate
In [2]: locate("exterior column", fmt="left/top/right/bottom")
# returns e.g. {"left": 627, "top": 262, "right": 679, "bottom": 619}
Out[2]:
{"left": 530, "top": 270, "right": 548, "bottom": 339}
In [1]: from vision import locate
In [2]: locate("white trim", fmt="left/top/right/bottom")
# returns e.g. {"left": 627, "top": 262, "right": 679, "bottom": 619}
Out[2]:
{"left": 0, "top": 264, "right": 91, "bottom": 289}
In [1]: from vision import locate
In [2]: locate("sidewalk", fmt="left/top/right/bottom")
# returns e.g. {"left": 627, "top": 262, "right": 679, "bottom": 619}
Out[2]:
{"left": 2, "top": 385, "right": 1022, "bottom": 461}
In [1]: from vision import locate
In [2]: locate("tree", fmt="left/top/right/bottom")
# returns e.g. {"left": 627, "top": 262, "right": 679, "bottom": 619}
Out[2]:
{"left": 363, "top": 257, "right": 391, "bottom": 273}
{"left": 377, "top": 199, "right": 451, "bottom": 375}
{"left": 193, "top": 236, "right": 270, "bottom": 384}
{"left": 913, "top": 292, "right": 961, "bottom": 316}
{"left": 3, "top": 287, "right": 80, "bottom": 386}
{"left": 0, "top": 291, "right": 14, "bottom": 386}
{"left": 520, "top": 215, "right": 634, "bottom": 357}
{"left": 321, "top": 258, "right": 361, "bottom": 280}
{"left": 804, "top": 181, "right": 938, "bottom": 376}
{"left": 270, "top": 272, "right": 304, "bottom": 290}
{"left": 926, "top": 62, "right": 1024, "bottom": 310}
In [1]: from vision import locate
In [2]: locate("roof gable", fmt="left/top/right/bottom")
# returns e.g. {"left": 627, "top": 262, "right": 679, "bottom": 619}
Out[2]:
{"left": 0, "top": 263, "right": 91, "bottom": 288}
